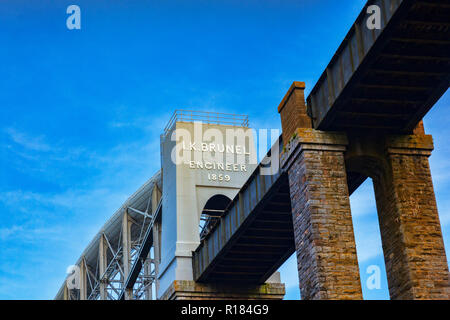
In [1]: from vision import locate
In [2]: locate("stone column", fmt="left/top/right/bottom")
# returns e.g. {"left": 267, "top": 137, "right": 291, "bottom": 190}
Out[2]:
{"left": 373, "top": 134, "right": 450, "bottom": 299}
{"left": 281, "top": 128, "right": 362, "bottom": 300}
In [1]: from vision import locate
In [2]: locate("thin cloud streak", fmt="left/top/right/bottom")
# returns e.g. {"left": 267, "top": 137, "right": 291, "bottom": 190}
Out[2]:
{"left": 4, "top": 127, "right": 52, "bottom": 152}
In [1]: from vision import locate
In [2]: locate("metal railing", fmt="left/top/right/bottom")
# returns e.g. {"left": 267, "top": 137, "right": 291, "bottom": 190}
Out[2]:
{"left": 163, "top": 110, "right": 249, "bottom": 136}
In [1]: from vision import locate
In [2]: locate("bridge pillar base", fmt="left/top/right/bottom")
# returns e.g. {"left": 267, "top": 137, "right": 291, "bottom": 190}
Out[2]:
{"left": 160, "top": 281, "right": 285, "bottom": 300}
{"left": 281, "top": 128, "right": 363, "bottom": 300}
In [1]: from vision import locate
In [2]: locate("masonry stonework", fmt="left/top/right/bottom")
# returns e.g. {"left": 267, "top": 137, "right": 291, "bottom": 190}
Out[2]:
{"left": 373, "top": 134, "right": 450, "bottom": 299}
{"left": 281, "top": 129, "right": 363, "bottom": 300}
{"left": 278, "top": 81, "right": 449, "bottom": 300}
{"left": 161, "top": 280, "right": 285, "bottom": 300}
{"left": 277, "top": 81, "right": 312, "bottom": 145}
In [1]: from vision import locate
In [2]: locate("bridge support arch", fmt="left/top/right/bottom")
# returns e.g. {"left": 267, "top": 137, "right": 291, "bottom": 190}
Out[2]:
{"left": 348, "top": 131, "right": 449, "bottom": 299}
{"left": 278, "top": 81, "right": 449, "bottom": 300}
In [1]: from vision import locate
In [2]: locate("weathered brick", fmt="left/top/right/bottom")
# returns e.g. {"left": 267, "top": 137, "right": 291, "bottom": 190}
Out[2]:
{"left": 277, "top": 82, "right": 311, "bottom": 146}
{"left": 278, "top": 82, "right": 448, "bottom": 300}
{"left": 373, "top": 135, "right": 450, "bottom": 299}
{"left": 281, "top": 129, "right": 362, "bottom": 300}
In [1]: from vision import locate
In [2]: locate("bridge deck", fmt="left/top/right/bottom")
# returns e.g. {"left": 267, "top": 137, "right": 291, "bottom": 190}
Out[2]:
{"left": 193, "top": 142, "right": 295, "bottom": 283}
{"left": 307, "top": 0, "right": 450, "bottom": 133}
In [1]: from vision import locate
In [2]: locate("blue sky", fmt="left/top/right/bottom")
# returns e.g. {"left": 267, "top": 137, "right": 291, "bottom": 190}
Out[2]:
{"left": 0, "top": 0, "right": 448, "bottom": 300}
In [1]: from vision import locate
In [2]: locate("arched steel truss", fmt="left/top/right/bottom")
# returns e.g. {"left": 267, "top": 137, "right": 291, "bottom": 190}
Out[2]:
{"left": 55, "top": 172, "right": 162, "bottom": 300}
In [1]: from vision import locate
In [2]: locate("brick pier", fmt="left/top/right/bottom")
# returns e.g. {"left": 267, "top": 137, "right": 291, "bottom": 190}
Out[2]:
{"left": 278, "top": 81, "right": 449, "bottom": 300}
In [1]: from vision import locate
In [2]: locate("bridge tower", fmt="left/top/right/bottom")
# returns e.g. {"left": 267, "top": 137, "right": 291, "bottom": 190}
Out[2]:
{"left": 278, "top": 82, "right": 449, "bottom": 300}
{"left": 157, "top": 111, "right": 285, "bottom": 300}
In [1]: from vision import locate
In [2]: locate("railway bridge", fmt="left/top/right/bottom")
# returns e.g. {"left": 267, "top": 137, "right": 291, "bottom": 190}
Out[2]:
{"left": 56, "top": 0, "right": 450, "bottom": 300}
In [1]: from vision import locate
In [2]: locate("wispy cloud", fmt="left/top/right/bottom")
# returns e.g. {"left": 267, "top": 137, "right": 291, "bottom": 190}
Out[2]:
{"left": 350, "top": 180, "right": 384, "bottom": 263}
{"left": 0, "top": 225, "right": 24, "bottom": 241}
{"left": 0, "top": 122, "right": 165, "bottom": 299}
{"left": 108, "top": 110, "right": 172, "bottom": 133}
{"left": 0, "top": 224, "right": 66, "bottom": 243}
{"left": 356, "top": 237, "right": 384, "bottom": 263}
{"left": 349, "top": 182, "right": 377, "bottom": 218}
{"left": 4, "top": 127, "right": 52, "bottom": 152}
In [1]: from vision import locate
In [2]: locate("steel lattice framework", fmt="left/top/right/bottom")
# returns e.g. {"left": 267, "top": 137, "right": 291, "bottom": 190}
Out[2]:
{"left": 55, "top": 172, "right": 162, "bottom": 300}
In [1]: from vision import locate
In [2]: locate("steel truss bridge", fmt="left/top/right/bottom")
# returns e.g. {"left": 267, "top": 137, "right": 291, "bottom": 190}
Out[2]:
{"left": 56, "top": 173, "right": 162, "bottom": 300}
{"left": 55, "top": 0, "right": 449, "bottom": 299}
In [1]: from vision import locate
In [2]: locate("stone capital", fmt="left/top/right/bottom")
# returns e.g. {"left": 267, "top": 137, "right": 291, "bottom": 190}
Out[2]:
{"left": 281, "top": 128, "right": 348, "bottom": 170}
{"left": 385, "top": 134, "right": 434, "bottom": 157}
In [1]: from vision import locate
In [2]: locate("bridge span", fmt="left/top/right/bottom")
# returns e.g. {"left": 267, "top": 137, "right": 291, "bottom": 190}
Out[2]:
{"left": 306, "top": 0, "right": 450, "bottom": 133}
{"left": 56, "top": 0, "right": 449, "bottom": 300}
